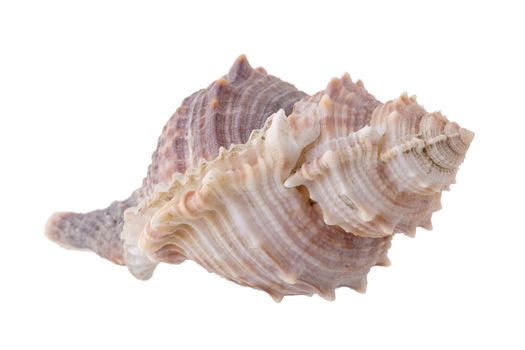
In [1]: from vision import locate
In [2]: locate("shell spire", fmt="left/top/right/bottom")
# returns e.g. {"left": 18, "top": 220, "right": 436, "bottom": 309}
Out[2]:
{"left": 227, "top": 54, "right": 254, "bottom": 81}
{"left": 285, "top": 81, "right": 473, "bottom": 238}
{"left": 46, "top": 56, "right": 473, "bottom": 301}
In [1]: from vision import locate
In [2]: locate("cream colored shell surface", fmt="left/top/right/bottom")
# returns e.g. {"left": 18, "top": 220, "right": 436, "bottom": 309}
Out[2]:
{"left": 45, "top": 56, "right": 473, "bottom": 301}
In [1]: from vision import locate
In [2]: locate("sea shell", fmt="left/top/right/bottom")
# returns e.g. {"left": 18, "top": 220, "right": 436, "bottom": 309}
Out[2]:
{"left": 45, "top": 55, "right": 473, "bottom": 301}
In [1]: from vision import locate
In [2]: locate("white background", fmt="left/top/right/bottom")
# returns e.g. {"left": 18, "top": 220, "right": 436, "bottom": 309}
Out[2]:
{"left": 1, "top": 1, "right": 523, "bottom": 349}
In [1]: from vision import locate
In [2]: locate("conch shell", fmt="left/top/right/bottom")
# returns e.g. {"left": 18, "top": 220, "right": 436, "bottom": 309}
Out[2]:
{"left": 46, "top": 55, "right": 473, "bottom": 301}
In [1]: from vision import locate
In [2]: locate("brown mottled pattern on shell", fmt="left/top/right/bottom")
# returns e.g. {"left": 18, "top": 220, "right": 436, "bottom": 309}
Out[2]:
{"left": 143, "top": 55, "right": 307, "bottom": 196}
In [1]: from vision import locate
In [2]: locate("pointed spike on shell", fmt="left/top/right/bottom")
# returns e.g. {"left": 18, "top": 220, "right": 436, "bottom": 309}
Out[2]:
{"left": 403, "top": 226, "right": 417, "bottom": 237}
{"left": 405, "top": 231, "right": 417, "bottom": 238}
{"left": 421, "top": 220, "right": 433, "bottom": 231}
{"left": 459, "top": 127, "right": 475, "bottom": 145}
{"left": 351, "top": 277, "right": 368, "bottom": 293}
{"left": 319, "top": 288, "right": 336, "bottom": 301}
{"left": 215, "top": 77, "right": 228, "bottom": 88}
{"left": 375, "top": 255, "right": 391, "bottom": 267}
{"left": 398, "top": 92, "right": 411, "bottom": 106}
{"left": 265, "top": 289, "right": 284, "bottom": 303}
{"left": 227, "top": 54, "right": 253, "bottom": 82}
{"left": 319, "top": 94, "right": 334, "bottom": 114}
{"left": 207, "top": 78, "right": 231, "bottom": 104}
{"left": 208, "top": 78, "right": 229, "bottom": 99}
{"left": 327, "top": 77, "right": 343, "bottom": 95}
{"left": 283, "top": 172, "right": 304, "bottom": 188}
{"left": 341, "top": 72, "right": 352, "bottom": 82}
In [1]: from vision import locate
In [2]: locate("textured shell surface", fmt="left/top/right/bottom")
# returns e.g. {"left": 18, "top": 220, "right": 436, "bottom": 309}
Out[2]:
{"left": 45, "top": 55, "right": 473, "bottom": 301}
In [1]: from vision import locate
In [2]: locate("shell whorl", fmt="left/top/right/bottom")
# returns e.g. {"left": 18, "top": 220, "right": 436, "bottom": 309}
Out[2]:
{"left": 46, "top": 56, "right": 473, "bottom": 301}
{"left": 123, "top": 56, "right": 308, "bottom": 278}
{"left": 143, "top": 55, "right": 307, "bottom": 196}
{"left": 45, "top": 55, "right": 306, "bottom": 270}
{"left": 285, "top": 78, "right": 474, "bottom": 238}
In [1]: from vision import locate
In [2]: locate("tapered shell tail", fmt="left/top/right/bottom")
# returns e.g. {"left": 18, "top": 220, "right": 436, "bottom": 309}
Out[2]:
{"left": 45, "top": 193, "right": 140, "bottom": 265}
